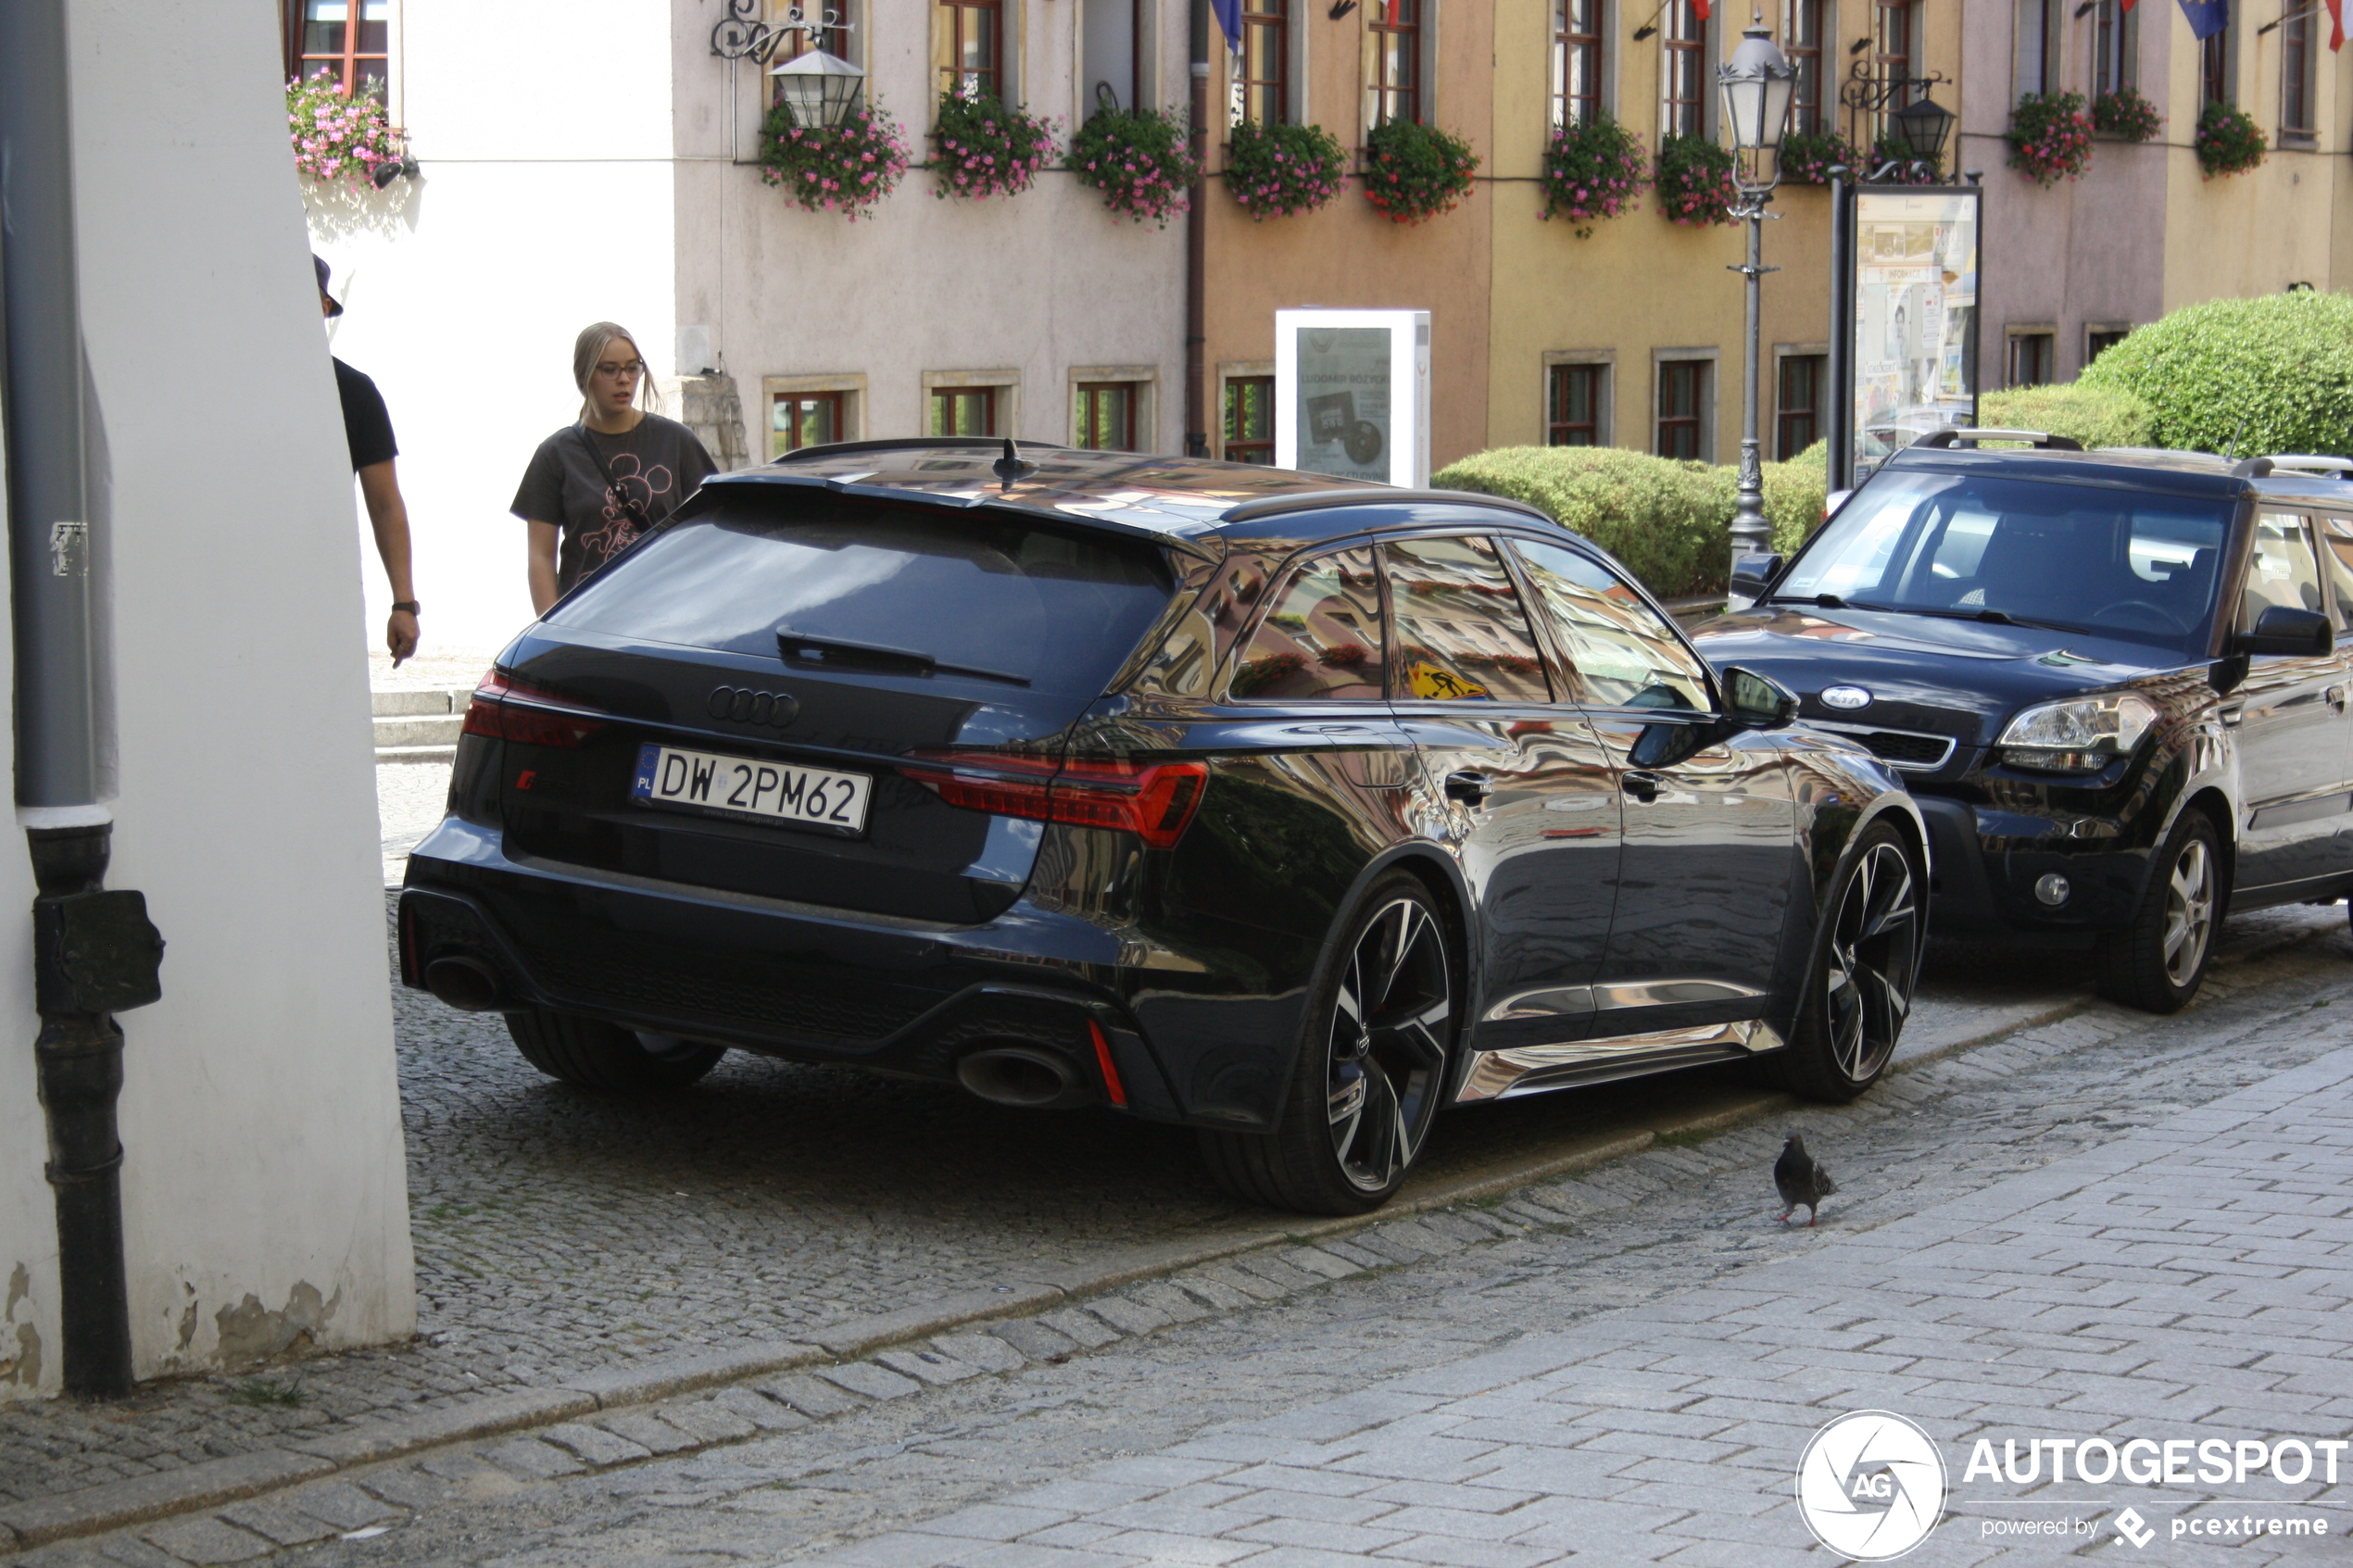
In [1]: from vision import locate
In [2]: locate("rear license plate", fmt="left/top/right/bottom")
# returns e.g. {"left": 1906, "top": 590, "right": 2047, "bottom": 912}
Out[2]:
{"left": 632, "top": 743, "right": 872, "bottom": 835}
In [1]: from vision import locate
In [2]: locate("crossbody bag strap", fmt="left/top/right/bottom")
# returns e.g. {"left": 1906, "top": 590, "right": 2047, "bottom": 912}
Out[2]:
{"left": 572, "top": 421, "right": 654, "bottom": 531}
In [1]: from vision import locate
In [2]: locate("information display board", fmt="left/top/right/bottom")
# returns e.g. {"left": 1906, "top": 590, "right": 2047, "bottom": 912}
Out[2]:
{"left": 1849, "top": 187, "right": 1980, "bottom": 479}
{"left": 1275, "top": 309, "right": 1431, "bottom": 487}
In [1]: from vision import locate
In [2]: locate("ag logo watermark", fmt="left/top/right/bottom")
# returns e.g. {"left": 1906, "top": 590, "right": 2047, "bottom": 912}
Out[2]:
{"left": 1795, "top": 1411, "right": 1947, "bottom": 1561}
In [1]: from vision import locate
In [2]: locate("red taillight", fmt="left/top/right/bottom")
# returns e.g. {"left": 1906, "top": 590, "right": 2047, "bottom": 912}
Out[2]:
{"left": 461, "top": 670, "right": 607, "bottom": 749}
{"left": 901, "top": 750, "right": 1208, "bottom": 849}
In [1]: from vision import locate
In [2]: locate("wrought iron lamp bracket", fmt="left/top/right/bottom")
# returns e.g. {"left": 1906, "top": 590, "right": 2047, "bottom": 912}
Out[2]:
{"left": 1838, "top": 62, "right": 1948, "bottom": 116}
{"left": 711, "top": 1, "right": 854, "bottom": 64}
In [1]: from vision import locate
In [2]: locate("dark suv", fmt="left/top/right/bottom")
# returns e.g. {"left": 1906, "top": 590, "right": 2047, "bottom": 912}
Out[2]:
{"left": 1694, "top": 433, "right": 2353, "bottom": 1012}
{"left": 401, "top": 440, "right": 1925, "bottom": 1213}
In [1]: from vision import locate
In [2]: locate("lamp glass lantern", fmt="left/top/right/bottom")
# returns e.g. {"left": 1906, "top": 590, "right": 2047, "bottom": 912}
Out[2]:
{"left": 1718, "top": 25, "right": 1798, "bottom": 156}
{"left": 769, "top": 46, "right": 867, "bottom": 129}
{"left": 1891, "top": 94, "right": 1956, "bottom": 163}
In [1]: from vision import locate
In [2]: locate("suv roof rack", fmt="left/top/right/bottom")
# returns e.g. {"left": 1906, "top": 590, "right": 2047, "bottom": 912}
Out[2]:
{"left": 1911, "top": 428, "right": 2086, "bottom": 452}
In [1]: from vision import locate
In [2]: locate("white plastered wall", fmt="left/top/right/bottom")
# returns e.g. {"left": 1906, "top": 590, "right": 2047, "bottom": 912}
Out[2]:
{"left": 0, "top": 0, "right": 419, "bottom": 1393}
{"left": 313, "top": 2, "right": 682, "bottom": 658}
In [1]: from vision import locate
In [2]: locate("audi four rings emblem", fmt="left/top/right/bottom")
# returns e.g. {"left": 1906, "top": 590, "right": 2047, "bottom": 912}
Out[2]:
{"left": 707, "top": 686, "right": 800, "bottom": 727}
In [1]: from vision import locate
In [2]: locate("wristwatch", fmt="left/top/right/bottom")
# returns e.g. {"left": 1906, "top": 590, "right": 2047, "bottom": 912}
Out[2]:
{"left": 391, "top": 600, "right": 422, "bottom": 614}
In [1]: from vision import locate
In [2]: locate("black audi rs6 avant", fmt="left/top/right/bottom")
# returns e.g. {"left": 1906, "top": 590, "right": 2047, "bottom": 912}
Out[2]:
{"left": 400, "top": 440, "right": 1927, "bottom": 1214}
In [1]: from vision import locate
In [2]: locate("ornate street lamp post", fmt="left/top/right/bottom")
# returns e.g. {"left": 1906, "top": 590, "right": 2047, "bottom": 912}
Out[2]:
{"left": 1717, "top": 15, "right": 1798, "bottom": 569}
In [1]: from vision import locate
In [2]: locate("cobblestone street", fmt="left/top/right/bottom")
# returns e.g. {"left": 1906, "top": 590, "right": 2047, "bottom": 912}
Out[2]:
{"left": 8, "top": 893, "right": 2343, "bottom": 1568}
{"left": 2, "top": 871, "right": 2349, "bottom": 1562}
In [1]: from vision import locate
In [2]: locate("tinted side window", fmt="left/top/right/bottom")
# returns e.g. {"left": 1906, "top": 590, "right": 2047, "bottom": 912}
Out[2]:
{"left": 2316, "top": 515, "right": 2353, "bottom": 629}
{"left": 1383, "top": 536, "right": 1553, "bottom": 703}
{"left": 2244, "top": 513, "right": 2323, "bottom": 630}
{"left": 1511, "top": 538, "right": 1712, "bottom": 712}
{"left": 1227, "top": 546, "right": 1387, "bottom": 701}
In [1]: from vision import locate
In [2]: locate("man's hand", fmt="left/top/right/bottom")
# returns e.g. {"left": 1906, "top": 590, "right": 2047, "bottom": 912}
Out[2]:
{"left": 386, "top": 608, "right": 419, "bottom": 666}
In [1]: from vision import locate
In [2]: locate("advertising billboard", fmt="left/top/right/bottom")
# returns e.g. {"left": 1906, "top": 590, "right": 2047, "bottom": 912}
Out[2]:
{"left": 1275, "top": 309, "right": 1431, "bottom": 487}
{"left": 1850, "top": 187, "right": 1980, "bottom": 479}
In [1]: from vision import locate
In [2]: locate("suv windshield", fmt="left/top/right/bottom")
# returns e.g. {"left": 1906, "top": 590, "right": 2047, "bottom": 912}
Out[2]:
{"left": 1775, "top": 470, "right": 2232, "bottom": 653}
{"left": 547, "top": 501, "right": 1176, "bottom": 697}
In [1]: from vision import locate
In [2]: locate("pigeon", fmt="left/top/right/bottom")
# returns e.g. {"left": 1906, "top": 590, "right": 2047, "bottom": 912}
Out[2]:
{"left": 1774, "top": 1133, "right": 1837, "bottom": 1226}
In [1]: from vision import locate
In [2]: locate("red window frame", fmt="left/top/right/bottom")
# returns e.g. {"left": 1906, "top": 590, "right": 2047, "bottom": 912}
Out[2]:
{"left": 1657, "top": 361, "right": 1706, "bottom": 460}
{"left": 2283, "top": 11, "right": 2313, "bottom": 133}
{"left": 1225, "top": 377, "right": 1275, "bottom": 463}
{"left": 1553, "top": 0, "right": 1604, "bottom": 130}
{"left": 1876, "top": 0, "right": 1919, "bottom": 138}
{"left": 1075, "top": 383, "right": 1140, "bottom": 451}
{"left": 1370, "top": 0, "right": 1421, "bottom": 128}
{"left": 2202, "top": 28, "right": 2230, "bottom": 107}
{"left": 773, "top": 391, "right": 846, "bottom": 458}
{"left": 941, "top": 0, "right": 1004, "bottom": 99}
{"left": 931, "top": 386, "right": 999, "bottom": 437}
{"left": 284, "top": 0, "right": 390, "bottom": 94}
{"left": 1548, "top": 365, "right": 1604, "bottom": 447}
{"left": 1776, "top": 356, "right": 1824, "bottom": 461}
{"left": 1663, "top": 2, "right": 1708, "bottom": 138}
{"left": 1237, "top": 0, "right": 1290, "bottom": 123}
{"left": 1785, "top": 0, "right": 1823, "bottom": 136}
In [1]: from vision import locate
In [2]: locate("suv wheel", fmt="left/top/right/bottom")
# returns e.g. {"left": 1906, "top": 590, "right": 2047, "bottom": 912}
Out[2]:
{"left": 2096, "top": 810, "right": 2220, "bottom": 1014}
{"left": 1199, "top": 871, "right": 1455, "bottom": 1215}
{"left": 1767, "top": 823, "right": 1922, "bottom": 1102}
{"left": 505, "top": 1010, "right": 727, "bottom": 1092}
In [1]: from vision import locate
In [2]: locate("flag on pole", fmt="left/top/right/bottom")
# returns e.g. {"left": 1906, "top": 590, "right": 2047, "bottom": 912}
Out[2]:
{"left": 2176, "top": 0, "right": 2229, "bottom": 41}
{"left": 2328, "top": 0, "right": 2347, "bottom": 52}
{"left": 1211, "top": 0, "right": 1241, "bottom": 55}
{"left": 1694, "top": 0, "right": 1712, "bottom": 18}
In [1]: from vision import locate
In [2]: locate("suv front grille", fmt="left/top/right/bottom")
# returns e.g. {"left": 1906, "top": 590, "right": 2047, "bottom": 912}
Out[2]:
{"left": 1807, "top": 721, "right": 1958, "bottom": 772}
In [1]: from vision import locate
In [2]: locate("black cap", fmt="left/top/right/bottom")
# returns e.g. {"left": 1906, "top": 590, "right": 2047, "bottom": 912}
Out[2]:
{"left": 313, "top": 254, "right": 343, "bottom": 317}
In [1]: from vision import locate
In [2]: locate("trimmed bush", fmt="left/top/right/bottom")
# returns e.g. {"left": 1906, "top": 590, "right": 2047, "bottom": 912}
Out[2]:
{"left": 1977, "top": 383, "right": 2155, "bottom": 449}
{"left": 2078, "top": 292, "right": 2353, "bottom": 457}
{"left": 1432, "top": 445, "right": 1829, "bottom": 598}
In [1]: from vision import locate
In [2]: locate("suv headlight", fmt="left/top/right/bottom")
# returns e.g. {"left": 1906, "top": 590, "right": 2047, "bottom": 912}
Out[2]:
{"left": 1997, "top": 692, "right": 2159, "bottom": 774}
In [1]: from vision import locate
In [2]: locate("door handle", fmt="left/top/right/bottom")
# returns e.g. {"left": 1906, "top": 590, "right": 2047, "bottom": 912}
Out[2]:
{"left": 2331, "top": 684, "right": 2349, "bottom": 711}
{"left": 1622, "top": 771, "right": 1662, "bottom": 803}
{"left": 1443, "top": 770, "right": 1494, "bottom": 805}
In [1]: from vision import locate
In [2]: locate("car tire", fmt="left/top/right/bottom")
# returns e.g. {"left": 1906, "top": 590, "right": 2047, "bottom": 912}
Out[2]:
{"left": 1198, "top": 871, "right": 1457, "bottom": 1215}
{"left": 1766, "top": 822, "right": 1922, "bottom": 1103}
{"left": 2095, "top": 809, "right": 2221, "bottom": 1014}
{"left": 504, "top": 1009, "right": 727, "bottom": 1092}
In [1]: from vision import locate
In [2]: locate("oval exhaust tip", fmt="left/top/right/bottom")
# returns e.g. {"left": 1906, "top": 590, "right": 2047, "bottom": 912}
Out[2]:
{"left": 956, "top": 1047, "right": 1083, "bottom": 1110}
{"left": 423, "top": 956, "right": 502, "bottom": 1012}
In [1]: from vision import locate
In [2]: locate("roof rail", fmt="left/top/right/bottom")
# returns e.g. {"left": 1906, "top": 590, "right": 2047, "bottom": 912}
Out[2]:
{"left": 2259, "top": 454, "right": 2353, "bottom": 476}
{"left": 769, "top": 435, "right": 1081, "bottom": 464}
{"left": 1911, "top": 428, "right": 2086, "bottom": 452}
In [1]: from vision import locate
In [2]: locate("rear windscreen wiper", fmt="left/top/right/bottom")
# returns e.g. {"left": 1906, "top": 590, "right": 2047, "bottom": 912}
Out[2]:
{"left": 775, "top": 628, "right": 1031, "bottom": 687}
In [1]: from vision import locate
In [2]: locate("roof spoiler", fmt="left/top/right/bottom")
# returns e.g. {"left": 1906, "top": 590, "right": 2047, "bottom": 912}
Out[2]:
{"left": 1910, "top": 428, "right": 2085, "bottom": 452}
{"left": 2259, "top": 454, "right": 2353, "bottom": 477}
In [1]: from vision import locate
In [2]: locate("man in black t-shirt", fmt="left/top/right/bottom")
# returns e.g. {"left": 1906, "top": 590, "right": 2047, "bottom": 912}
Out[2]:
{"left": 319, "top": 256, "right": 420, "bottom": 665}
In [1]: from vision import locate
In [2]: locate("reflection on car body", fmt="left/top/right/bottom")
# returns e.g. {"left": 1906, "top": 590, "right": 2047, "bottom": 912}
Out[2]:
{"left": 401, "top": 441, "right": 1927, "bottom": 1214}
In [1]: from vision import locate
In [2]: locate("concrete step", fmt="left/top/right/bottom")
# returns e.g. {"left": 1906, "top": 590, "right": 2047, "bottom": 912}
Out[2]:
{"left": 372, "top": 686, "right": 469, "bottom": 718}
{"left": 380, "top": 745, "right": 458, "bottom": 765}
{"left": 375, "top": 712, "right": 463, "bottom": 748}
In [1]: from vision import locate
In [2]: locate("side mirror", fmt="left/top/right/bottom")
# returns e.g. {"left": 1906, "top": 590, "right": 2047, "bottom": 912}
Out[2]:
{"left": 1729, "top": 553, "right": 1782, "bottom": 601}
{"left": 2234, "top": 605, "right": 2333, "bottom": 659}
{"left": 1723, "top": 665, "right": 1800, "bottom": 730}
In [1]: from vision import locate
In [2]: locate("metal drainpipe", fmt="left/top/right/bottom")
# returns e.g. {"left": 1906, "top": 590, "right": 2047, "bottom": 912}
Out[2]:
{"left": 0, "top": 0, "right": 165, "bottom": 1402}
{"left": 1184, "top": 0, "right": 1210, "bottom": 458}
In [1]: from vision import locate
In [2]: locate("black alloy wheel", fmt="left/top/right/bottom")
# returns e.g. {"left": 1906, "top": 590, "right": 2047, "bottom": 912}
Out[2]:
{"left": 2096, "top": 809, "right": 2221, "bottom": 1014}
{"left": 1200, "top": 870, "right": 1456, "bottom": 1215}
{"left": 1770, "top": 823, "right": 1921, "bottom": 1102}
{"left": 506, "top": 1009, "right": 728, "bottom": 1092}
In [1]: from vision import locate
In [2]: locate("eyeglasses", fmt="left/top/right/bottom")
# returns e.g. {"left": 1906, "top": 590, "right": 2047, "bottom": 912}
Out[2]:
{"left": 595, "top": 360, "right": 646, "bottom": 380}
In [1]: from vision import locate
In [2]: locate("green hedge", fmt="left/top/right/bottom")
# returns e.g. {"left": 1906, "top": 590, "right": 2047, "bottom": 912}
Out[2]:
{"left": 1978, "top": 383, "right": 2154, "bottom": 449}
{"left": 2078, "top": 291, "right": 2353, "bottom": 456}
{"left": 1433, "top": 445, "right": 1827, "bottom": 598}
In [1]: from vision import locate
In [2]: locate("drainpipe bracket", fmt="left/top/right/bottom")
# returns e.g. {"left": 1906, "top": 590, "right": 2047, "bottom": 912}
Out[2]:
{"left": 33, "top": 890, "right": 164, "bottom": 1016}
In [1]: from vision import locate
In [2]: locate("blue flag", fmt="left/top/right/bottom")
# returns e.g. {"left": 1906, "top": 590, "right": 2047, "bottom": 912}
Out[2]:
{"left": 2177, "top": 0, "right": 2229, "bottom": 40}
{"left": 1212, "top": 0, "right": 1242, "bottom": 53}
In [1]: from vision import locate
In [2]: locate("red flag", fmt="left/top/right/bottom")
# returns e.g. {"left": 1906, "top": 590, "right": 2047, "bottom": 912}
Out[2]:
{"left": 2120, "top": 0, "right": 2135, "bottom": 9}
{"left": 2330, "top": 0, "right": 2346, "bottom": 51}
{"left": 1693, "top": 0, "right": 1711, "bottom": 17}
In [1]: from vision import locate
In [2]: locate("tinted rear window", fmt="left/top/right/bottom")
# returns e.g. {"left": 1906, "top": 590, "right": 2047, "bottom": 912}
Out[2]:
{"left": 547, "top": 501, "right": 1176, "bottom": 697}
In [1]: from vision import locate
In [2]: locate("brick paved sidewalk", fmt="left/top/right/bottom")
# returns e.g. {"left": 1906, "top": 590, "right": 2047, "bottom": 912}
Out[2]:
{"left": 808, "top": 1045, "right": 2353, "bottom": 1567}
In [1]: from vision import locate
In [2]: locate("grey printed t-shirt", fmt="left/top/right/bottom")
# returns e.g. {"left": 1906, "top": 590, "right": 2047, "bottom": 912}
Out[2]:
{"left": 510, "top": 414, "right": 717, "bottom": 593}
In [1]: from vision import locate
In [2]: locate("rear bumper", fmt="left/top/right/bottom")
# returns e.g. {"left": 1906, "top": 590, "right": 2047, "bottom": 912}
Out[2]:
{"left": 1916, "top": 795, "right": 2152, "bottom": 941}
{"left": 398, "top": 817, "right": 1288, "bottom": 1129}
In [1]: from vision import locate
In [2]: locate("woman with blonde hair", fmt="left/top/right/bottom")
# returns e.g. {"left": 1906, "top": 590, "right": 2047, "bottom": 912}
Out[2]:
{"left": 510, "top": 321, "right": 716, "bottom": 615}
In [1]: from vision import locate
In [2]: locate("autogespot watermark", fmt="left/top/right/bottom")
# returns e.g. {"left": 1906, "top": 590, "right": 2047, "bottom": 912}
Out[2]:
{"left": 1793, "top": 1412, "right": 2346, "bottom": 1558}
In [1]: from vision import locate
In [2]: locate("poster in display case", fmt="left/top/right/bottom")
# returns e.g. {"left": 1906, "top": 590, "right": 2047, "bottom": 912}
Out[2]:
{"left": 1275, "top": 309, "right": 1431, "bottom": 487}
{"left": 1848, "top": 186, "right": 1980, "bottom": 479}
